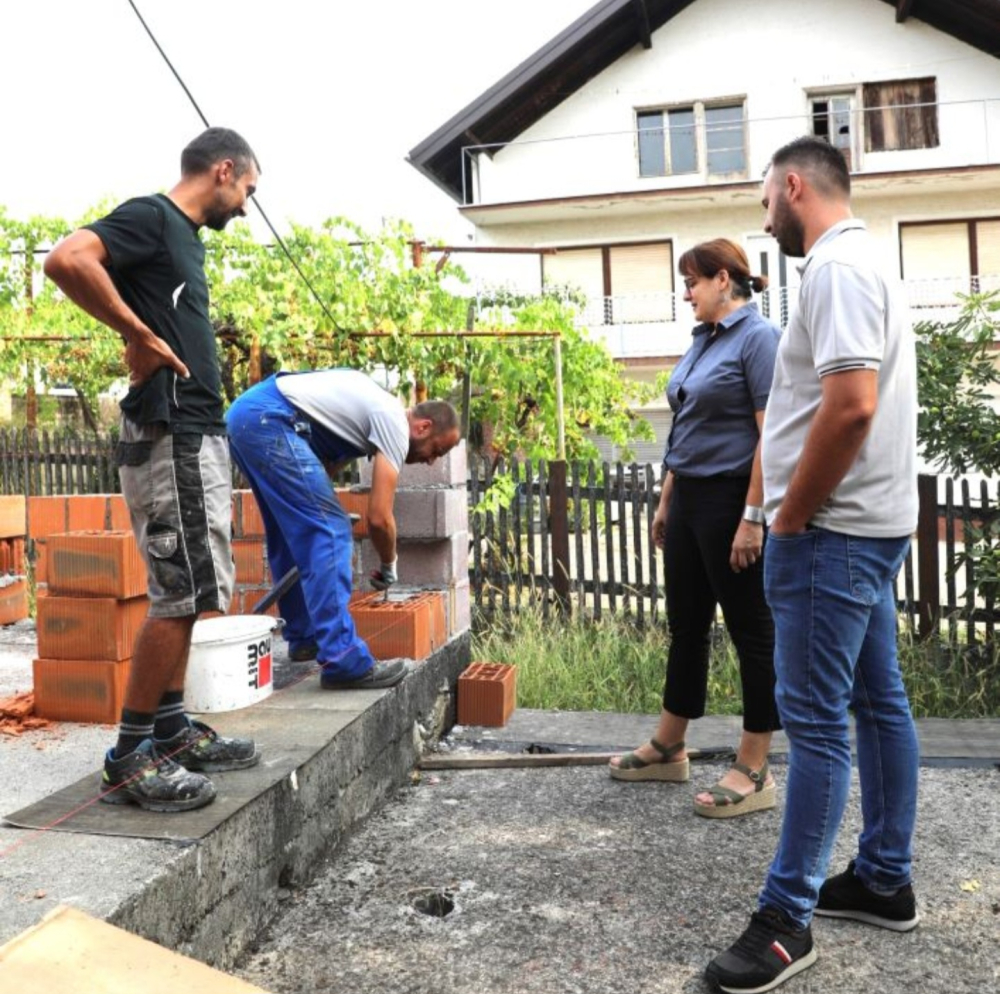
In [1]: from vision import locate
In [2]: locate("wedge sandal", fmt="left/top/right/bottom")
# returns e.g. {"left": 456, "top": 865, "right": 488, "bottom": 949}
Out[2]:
{"left": 609, "top": 738, "right": 689, "bottom": 783}
{"left": 694, "top": 760, "right": 776, "bottom": 819}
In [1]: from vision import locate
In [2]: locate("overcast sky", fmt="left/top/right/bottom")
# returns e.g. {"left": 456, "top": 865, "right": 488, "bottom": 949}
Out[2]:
{"left": 2, "top": 0, "right": 592, "bottom": 245}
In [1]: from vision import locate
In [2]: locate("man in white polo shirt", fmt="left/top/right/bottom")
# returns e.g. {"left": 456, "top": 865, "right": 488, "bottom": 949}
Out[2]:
{"left": 707, "top": 136, "right": 920, "bottom": 993}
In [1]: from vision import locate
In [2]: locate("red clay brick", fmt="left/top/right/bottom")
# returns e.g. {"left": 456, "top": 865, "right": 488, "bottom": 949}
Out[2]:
{"left": 412, "top": 591, "right": 447, "bottom": 650}
{"left": 47, "top": 531, "right": 147, "bottom": 598}
{"left": 229, "top": 585, "right": 280, "bottom": 618}
{"left": 335, "top": 489, "right": 370, "bottom": 538}
{"left": 66, "top": 495, "right": 110, "bottom": 532}
{"left": 0, "top": 495, "right": 26, "bottom": 539}
{"left": 7, "top": 538, "right": 26, "bottom": 575}
{"left": 27, "top": 496, "right": 68, "bottom": 541}
{"left": 232, "top": 538, "right": 267, "bottom": 585}
{"left": 457, "top": 662, "right": 517, "bottom": 727}
{"left": 32, "top": 536, "right": 49, "bottom": 585}
{"left": 0, "top": 578, "right": 29, "bottom": 625}
{"left": 37, "top": 595, "right": 149, "bottom": 661}
{"left": 232, "top": 490, "right": 266, "bottom": 538}
{"left": 349, "top": 590, "right": 433, "bottom": 660}
{"left": 33, "top": 657, "right": 129, "bottom": 723}
{"left": 107, "top": 495, "right": 132, "bottom": 531}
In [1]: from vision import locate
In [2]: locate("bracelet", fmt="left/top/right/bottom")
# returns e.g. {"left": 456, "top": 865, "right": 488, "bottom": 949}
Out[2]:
{"left": 742, "top": 505, "right": 766, "bottom": 525}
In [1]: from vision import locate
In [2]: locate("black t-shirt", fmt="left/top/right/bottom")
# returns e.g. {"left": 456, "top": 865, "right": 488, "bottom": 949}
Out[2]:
{"left": 86, "top": 194, "right": 225, "bottom": 434}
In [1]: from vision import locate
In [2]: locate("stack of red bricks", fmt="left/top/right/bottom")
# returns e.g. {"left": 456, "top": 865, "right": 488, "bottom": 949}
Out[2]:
{"left": 349, "top": 442, "right": 469, "bottom": 661}
{"left": 230, "top": 490, "right": 275, "bottom": 616}
{"left": 28, "top": 494, "right": 133, "bottom": 598}
{"left": 33, "top": 523, "right": 148, "bottom": 724}
{"left": 17, "top": 454, "right": 473, "bottom": 717}
{"left": 0, "top": 495, "right": 29, "bottom": 625}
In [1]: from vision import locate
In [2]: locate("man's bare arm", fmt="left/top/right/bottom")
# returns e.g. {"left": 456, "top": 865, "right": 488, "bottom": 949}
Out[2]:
{"left": 367, "top": 453, "right": 399, "bottom": 565}
{"left": 44, "top": 230, "right": 189, "bottom": 385}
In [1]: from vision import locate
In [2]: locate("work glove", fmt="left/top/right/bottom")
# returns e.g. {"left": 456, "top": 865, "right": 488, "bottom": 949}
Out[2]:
{"left": 369, "top": 560, "right": 398, "bottom": 591}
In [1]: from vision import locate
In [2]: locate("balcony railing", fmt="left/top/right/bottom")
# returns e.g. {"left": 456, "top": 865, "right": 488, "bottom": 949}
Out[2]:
{"left": 570, "top": 276, "right": 1000, "bottom": 360}
{"left": 462, "top": 98, "right": 1000, "bottom": 207}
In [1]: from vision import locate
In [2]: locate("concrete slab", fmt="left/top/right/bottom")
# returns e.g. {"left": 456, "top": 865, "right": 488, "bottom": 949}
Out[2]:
{"left": 4, "top": 708, "right": 356, "bottom": 841}
{"left": 0, "top": 620, "right": 473, "bottom": 968}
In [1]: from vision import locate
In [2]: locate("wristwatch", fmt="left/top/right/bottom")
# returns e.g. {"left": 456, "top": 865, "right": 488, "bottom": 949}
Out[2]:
{"left": 743, "top": 505, "right": 766, "bottom": 525}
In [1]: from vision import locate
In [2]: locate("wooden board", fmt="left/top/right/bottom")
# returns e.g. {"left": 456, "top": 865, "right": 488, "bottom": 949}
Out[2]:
{"left": 418, "top": 746, "right": 708, "bottom": 770}
{"left": 0, "top": 905, "right": 269, "bottom": 994}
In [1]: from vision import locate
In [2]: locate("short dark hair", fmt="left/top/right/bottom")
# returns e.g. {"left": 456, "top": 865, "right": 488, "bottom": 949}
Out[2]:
{"left": 678, "top": 238, "right": 768, "bottom": 300}
{"left": 769, "top": 135, "right": 850, "bottom": 197}
{"left": 181, "top": 127, "right": 260, "bottom": 179}
{"left": 413, "top": 400, "right": 459, "bottom": 436}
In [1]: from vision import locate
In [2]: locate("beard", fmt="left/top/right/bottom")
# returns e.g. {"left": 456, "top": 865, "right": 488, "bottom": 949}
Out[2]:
{"left": 203, "top": 208, "right": 236, "bottom": 232}
{"left": 770, "top": 195, "right": 806, "bottom": 258}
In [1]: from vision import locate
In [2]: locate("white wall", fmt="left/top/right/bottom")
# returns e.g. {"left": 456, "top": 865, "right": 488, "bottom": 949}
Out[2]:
{"left": 470, "top": 184, "right": 1000, "bottom": 283}
{"left": 473, "top": 0, "right": 1000, "bottom": 206}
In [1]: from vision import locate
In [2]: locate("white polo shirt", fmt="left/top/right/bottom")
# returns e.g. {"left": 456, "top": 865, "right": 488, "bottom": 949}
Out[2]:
{"left": 276, "top": 369, "right": 410, "bottom": 472}
{"left": 762, "top": 219, "right": 918, "bottom": 537}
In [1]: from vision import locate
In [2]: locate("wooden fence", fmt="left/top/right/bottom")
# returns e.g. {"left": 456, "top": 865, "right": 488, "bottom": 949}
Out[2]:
{"left": 0, "top": 428, "right": 119, "bottom": 496}
{"left": 470, "top": 454, "right": 1000, "bottom": 648}
{"left": 1, "top": 429, "right": 998, "bottom": 647}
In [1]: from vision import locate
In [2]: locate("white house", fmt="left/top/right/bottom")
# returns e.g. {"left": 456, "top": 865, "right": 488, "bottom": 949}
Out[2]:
{"left": 409, "top": 0, "right": 1000, "bottom": 462}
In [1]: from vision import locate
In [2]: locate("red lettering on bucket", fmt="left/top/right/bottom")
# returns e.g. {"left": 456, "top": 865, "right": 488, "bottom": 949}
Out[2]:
{"left": 247, "top": 637, "right": 273, "bottom": 690}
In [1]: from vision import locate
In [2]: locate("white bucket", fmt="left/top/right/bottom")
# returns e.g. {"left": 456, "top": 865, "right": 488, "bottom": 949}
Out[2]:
{"left": 184, "top": 615, "right": 281, "bottom": 713}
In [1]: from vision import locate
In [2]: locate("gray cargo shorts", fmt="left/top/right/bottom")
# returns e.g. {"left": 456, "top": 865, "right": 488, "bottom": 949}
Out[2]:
{"left": 115, "top": 418, "right": 235, "bottom": 618}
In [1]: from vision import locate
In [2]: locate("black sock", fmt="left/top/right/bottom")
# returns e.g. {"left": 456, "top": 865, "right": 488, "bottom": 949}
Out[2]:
{"left": 113, "top": 709, "right": 156, "bottom": 759}
{"left": 153, "top": 690, "right": 188, "bottom": 740}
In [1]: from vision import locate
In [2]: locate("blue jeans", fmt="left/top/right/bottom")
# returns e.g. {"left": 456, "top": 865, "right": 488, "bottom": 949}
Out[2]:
{"left": 759, "top": 527, "right": 918, "bottom": 928}
{"left": 226, "top": 377, "right": 375, "bottom": 680}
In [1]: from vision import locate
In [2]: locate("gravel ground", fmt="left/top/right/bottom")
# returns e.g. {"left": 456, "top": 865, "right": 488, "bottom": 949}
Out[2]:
{"left": 236, "top": 758, "right": 999, "bottom": 994}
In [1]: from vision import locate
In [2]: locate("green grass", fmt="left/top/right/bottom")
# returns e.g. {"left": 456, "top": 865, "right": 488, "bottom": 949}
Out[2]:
{"left": 471, "top": 605, "right": 1000, "bottom": 719}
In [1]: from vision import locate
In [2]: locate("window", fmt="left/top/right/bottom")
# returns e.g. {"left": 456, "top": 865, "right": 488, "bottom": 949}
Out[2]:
{"left": 899, "top": 218, "right": 1000, "bottom": 305}
{"left": 543, "top": 241, "right": 675, "bottom": 325}
{"left": 811, "top": 93, "right": 856, "bottom": 170}
{"left": 705, "top": 105, "right": 746, "bottom": 174}
{"left": 864, "top": 78, "right": 939, "bottom": 152}
{"left": 636, "top": 101, "right": 745, "bottom": 179}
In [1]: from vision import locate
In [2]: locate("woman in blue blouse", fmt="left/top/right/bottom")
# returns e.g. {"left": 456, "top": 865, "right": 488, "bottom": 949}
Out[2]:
{"left": 609, "top": 238, "right": 781, "bottom": 818}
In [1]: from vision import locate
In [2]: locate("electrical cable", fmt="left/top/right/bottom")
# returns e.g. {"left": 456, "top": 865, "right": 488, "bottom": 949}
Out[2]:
{"left": 125, "top": 0, "right": 345, "bottom": 333}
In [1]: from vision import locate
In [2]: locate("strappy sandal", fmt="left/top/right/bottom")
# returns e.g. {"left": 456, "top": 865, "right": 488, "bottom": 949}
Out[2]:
{"left": 609, "top": 739, "right": 689, "bottom": 783}
{"left": 694, "top": 760, "right": 776, "bottom": 819}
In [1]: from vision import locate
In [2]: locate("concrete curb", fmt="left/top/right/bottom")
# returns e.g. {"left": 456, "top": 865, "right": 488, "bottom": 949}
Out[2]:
{"left": 0, "top": 633, "right": 471, "bottom": 968}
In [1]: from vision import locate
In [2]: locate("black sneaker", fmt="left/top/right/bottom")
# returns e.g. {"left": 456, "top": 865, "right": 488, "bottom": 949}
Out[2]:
{"left": 156, "top": 718, "right": 260, "bottom": 772}
{"left": 320, "top": 658, "right": 408, "bottom": 690}
{"left": 288, "top": 639, "right": 319, "bottom": 662}
{"left": 816, "top": 860, "right": 919, "bottom": 932}
{"left": 101, "top": 740, "right": 216, "bottom": 813}
{"left": 706, "top": 907, "right": 817, "bottom": 993}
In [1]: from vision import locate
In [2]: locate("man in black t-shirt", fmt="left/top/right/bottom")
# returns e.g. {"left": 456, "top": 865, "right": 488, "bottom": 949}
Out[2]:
{"left": 44, "top": 128, "right": 262, "bottom": 813}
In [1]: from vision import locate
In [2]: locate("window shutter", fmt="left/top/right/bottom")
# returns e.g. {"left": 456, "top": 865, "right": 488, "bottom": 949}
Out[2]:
{"left": 543, "top": 248, "right": 606, "bottom": 317}
{"left": 864, "top": 78, "right": 937, "bottom": 152}
{"left": 901, "top": 223, "right": 970, "bottom": 280}
{"left": 975, "top": 220, "right": 1000, "bottom": 278}
{"left": 609, "top": 242, "right": 674, "bottom": 322}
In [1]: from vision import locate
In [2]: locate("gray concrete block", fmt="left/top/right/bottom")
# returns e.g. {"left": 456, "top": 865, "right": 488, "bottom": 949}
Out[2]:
{"left": 393, "top": 488, "right": 468, "bottom": 540}
{"left": 361, "top": 532, "right": 470, "bottom": 586}
{"left": 360, "top": 440, "right": 467, "bottom": 489}
{"left": 446, "top": 579, "right": 472, "bottom": 636}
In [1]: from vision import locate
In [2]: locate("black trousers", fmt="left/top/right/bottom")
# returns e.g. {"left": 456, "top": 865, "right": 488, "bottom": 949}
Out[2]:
{"left": 662, "top": 474, "right": 780, "bottom": 733}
